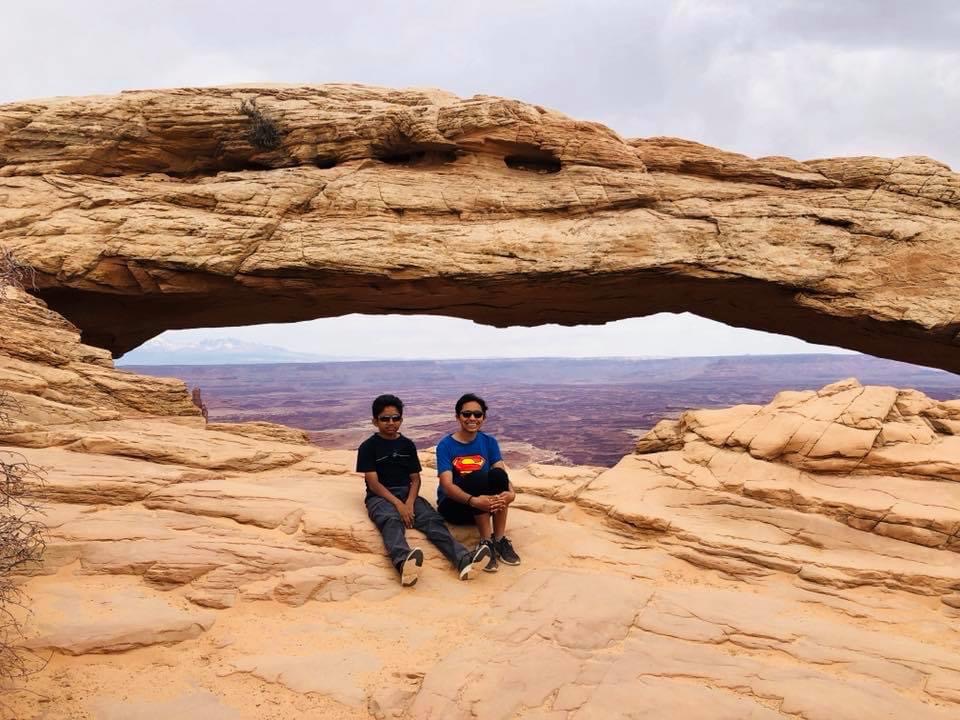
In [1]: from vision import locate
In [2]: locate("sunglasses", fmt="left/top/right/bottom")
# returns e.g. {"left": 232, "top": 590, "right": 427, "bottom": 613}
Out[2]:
{"left": 377, "top": 415, "right": 402, "bottom": 422}
{"left": 459, "top": 410, "right": 484, "bottom": 419}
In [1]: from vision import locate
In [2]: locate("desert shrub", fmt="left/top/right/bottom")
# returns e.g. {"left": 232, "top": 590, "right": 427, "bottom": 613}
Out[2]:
{"left": 0, "top": 248, "right": 46, "bottom": 688}
{"left": 238, "top": 98, "right": 283, "bottom": 151}
{"left": 0, "top": 247, "right": 33, "bottom": 300}
{"left": 0, "top": 436, "right": 45, "bottom": 683}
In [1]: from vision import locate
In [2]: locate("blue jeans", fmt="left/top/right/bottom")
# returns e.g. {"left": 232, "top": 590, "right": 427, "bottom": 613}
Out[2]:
{"left": 365, "top": 488, "right": 470, "bottom": 571}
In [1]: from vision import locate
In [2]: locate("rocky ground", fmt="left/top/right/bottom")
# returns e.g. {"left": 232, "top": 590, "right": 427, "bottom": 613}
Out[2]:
{"left": 3, "top": 288, "right": 960, "bottom": 719}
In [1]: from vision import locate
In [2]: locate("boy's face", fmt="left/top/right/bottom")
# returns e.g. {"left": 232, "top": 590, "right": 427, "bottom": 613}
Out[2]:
{"left": 457, "top": 401, "right": 485, "bottom": 434}
{"left": 374, "top": 405, "right": 403, "bottom": 439}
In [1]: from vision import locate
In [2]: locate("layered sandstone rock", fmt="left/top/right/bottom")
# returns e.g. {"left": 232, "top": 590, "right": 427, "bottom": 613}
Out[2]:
{"left": 2, "top": 289, "right": 960, "bottom": 719}
{"left": 0, "top": 286, "right": 198, "bottom": 436}
{"left": 1, "top": 85, "right": 959, "bottom": 372}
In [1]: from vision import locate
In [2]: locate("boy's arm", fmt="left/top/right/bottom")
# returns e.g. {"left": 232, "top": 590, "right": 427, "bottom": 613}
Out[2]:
{"left": 489, "top": 436, "right": 505, "bottom": 469}
{"left": 488, "top": 437, "right": 515, "bottom": 503}
{"left": 490, "top": 463, "right": 515, "bottom": 506}
{"left": 437, "top": 470, "right": 464, "bottom": 501}
{"left": 498, "top": 476, "right": 517, "bottom": 505}
{"left": 407, "top": 472, "right": 422, "bottom": 506}
{"left": 407, "top": 439, "right": 423, "bottom": 505}
{"left": 492, "top": 458, "right": 515, "bottom": 505}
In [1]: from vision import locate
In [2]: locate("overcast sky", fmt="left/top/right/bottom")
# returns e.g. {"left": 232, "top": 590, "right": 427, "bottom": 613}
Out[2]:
{"left": 4, "top": 1, "right": 957, "bottom": 359}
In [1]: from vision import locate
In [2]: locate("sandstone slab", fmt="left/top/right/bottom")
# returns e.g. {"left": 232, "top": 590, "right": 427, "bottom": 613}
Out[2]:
{"left": 24, "top": 581, "right": 216, "bottom": 654}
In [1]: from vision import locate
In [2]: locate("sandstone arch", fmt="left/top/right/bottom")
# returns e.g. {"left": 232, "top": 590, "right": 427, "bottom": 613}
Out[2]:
{"left": 2, "top": 85, "right": 959, "bottom": 371}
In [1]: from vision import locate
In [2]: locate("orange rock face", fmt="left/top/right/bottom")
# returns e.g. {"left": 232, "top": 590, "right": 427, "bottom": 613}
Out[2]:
{"left": 1, "top": 85, "right": 959, "bottom": 371}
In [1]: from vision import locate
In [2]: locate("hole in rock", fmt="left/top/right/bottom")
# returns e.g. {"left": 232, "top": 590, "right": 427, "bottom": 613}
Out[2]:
{"left": 504, "top": 152, "right": 561, "bottom": 174}
{"left": 158, "top": 158, "right": 278, "bottom": 180}
{"left": 314, "top": 155, "right": 338, "bottom": 169}
{"left": 117, "top": 313, "right": 960, "bottom": 471}
{"left": 816, "top": 216, "right": 856, "bottom": 228}
{"left": 376, "top": 148, "right": 459, "bottom": 167}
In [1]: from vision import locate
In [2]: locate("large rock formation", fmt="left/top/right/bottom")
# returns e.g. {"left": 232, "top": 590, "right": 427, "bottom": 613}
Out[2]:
{"left": 2, "top": 85, "right": 960, "bottom": 371}
{"left": 3, "top": 285, "right": 960, "bottom": 718}
{"left": 4, "top": 85, "right": 960, "bottom": 718}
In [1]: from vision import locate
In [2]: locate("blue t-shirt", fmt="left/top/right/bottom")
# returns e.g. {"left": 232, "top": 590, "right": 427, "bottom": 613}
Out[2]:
{"left": 435, "top": 432, "right": 503, "bottom": 503}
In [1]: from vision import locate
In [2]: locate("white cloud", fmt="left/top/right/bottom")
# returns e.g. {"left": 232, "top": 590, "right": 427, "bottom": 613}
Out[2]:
{"left": 4, "top": 1, "right": 956, "bottom": 359}
{"left": 148, "top": 313, "right": 853, "bottom": 361}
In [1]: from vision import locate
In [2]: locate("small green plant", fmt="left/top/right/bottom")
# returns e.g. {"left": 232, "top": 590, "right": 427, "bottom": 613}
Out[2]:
{"left": 239, "top": 98, "right": 283, "bottom": 152}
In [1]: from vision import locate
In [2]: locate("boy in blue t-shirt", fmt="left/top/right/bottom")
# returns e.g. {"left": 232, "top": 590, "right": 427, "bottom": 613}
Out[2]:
{"left": 357, "top": 394, "right": 489, "bottom": 587}
{"left": 436, "top": 393, "right": 522, "bottom": 573}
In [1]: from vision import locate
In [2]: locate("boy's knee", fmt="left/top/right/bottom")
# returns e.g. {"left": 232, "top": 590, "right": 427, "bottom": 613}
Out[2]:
{"left": 367, "top": 500, "right": 401, "bottom": 524}
{"left": 488, "top": 467, "right": 510, "bottom": 492}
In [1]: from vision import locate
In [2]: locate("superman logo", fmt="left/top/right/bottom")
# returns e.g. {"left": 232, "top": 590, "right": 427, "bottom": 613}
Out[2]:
{"left": 453, "top": 455, "right": 485, "bottom": 474}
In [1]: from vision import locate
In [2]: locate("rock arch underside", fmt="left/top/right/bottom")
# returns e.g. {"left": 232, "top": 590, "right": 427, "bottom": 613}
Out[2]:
{"left": 1, "top": 84, "right": 960, "bottom": 370}
{"left": 3, "top": 86, "right": 960, "bottom": 718}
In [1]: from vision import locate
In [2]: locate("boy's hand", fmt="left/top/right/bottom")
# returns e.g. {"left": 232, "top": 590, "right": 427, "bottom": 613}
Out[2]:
{"left": 471, "top": 495, "right": 496, "bottom": 512}
{"left": 495, "top": 491, "right": 514, "bottom": 508}
{"left": 488, "top": 495, "right": 507, "bottom": 513}
{"left": 396, "top": 500, "right": 415, "bottom": 528}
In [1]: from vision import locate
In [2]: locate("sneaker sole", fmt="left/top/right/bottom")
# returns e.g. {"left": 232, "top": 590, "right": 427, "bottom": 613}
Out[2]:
{"left": 461, "top": 545, "right": 492, "bottom": 580}
{"left": 401, "top": 548, "right": 424, "bottom": 586}
{"left": 497, "top": 557, "right": 521, "bottom": 566}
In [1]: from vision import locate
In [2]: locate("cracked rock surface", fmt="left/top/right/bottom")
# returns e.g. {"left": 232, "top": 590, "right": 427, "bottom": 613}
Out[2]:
{"left": 3, "top": 289, "right": 960, "bottom": 718}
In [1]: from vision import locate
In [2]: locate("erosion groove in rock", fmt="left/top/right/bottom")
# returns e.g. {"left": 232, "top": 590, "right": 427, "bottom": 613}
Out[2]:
{"left": 2, "top": 84, "right": 960, "bottom": 371}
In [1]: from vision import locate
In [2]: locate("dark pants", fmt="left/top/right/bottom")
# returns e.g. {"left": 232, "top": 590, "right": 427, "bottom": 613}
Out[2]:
{"left": 438, "top": 467, "right": 510, "bottom": 526}
{"left": 366, "top": 489, "right": 469, "bottom": 571}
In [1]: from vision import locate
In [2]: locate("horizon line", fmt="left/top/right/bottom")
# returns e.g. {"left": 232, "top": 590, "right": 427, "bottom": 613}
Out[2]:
{"left": 118, "top": 350, "right": 867, "bottom": 368}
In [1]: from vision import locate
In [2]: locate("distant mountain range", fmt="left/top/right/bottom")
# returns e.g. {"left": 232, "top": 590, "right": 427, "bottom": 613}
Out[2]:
{"left": 117, "top": 337, "right": 365, "bottom": 365}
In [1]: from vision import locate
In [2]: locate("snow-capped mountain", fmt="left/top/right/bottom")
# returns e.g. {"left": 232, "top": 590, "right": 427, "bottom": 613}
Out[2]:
{"left": 117, "top": 337, "right": 357, "bottom": 365}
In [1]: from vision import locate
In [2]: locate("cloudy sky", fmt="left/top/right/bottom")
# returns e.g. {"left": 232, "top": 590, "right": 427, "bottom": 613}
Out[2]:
{"left": 4, "top": 1, "right": 957, "bottom": 359}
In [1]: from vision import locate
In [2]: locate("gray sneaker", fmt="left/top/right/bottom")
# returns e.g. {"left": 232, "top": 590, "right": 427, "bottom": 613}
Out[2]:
{"left": 458, "top": 543, "right": 491, "bottom": 581}
{"left": 494, "top": 537, "right": 521, "bottom": 566}
{"left": 400, "top": 548, "right": 424, "bottom": 587}
{"left": 481, "top": 538, "right": 499, "bottom": 572}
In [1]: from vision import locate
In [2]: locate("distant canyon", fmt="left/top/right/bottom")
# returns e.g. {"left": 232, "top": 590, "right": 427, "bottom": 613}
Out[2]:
{"left": 129, "top": 354, "right": 960, "bottom": 468}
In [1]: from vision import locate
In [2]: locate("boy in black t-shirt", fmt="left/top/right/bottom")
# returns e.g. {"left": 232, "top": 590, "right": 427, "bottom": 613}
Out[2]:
{"left": 356, "top": 394, "right": 490, "bottom": 586}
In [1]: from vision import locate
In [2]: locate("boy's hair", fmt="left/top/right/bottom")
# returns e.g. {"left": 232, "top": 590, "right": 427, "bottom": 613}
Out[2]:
{"left": 455, "top": 393, "right": 488, "bottom": 415}
{"left": 372, "top": 394, "right": 403, "bottom": 418}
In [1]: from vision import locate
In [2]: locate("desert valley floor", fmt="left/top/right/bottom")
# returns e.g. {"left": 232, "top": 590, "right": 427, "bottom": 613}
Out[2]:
{"left": 126, "top": 354, "right": 960, "bottom": 468}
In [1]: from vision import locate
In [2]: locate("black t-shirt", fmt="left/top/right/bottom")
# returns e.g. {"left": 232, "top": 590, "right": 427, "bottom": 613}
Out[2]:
{"left": 356, "top": 434, "right": 422, "bottom": 495}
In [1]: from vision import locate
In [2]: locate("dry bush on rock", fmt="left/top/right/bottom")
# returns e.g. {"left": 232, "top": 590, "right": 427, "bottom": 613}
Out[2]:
{"left": 0, "top": 436, "right": 45, "bottom": 683}
{"left": 238, "top": 98, "right": 283, "bottom": 151}
{"left": 0, "top": 248, "right": 46, "bottom": 689}
{"left": 0, "top": 247, "right": 33, "bottom": 299}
